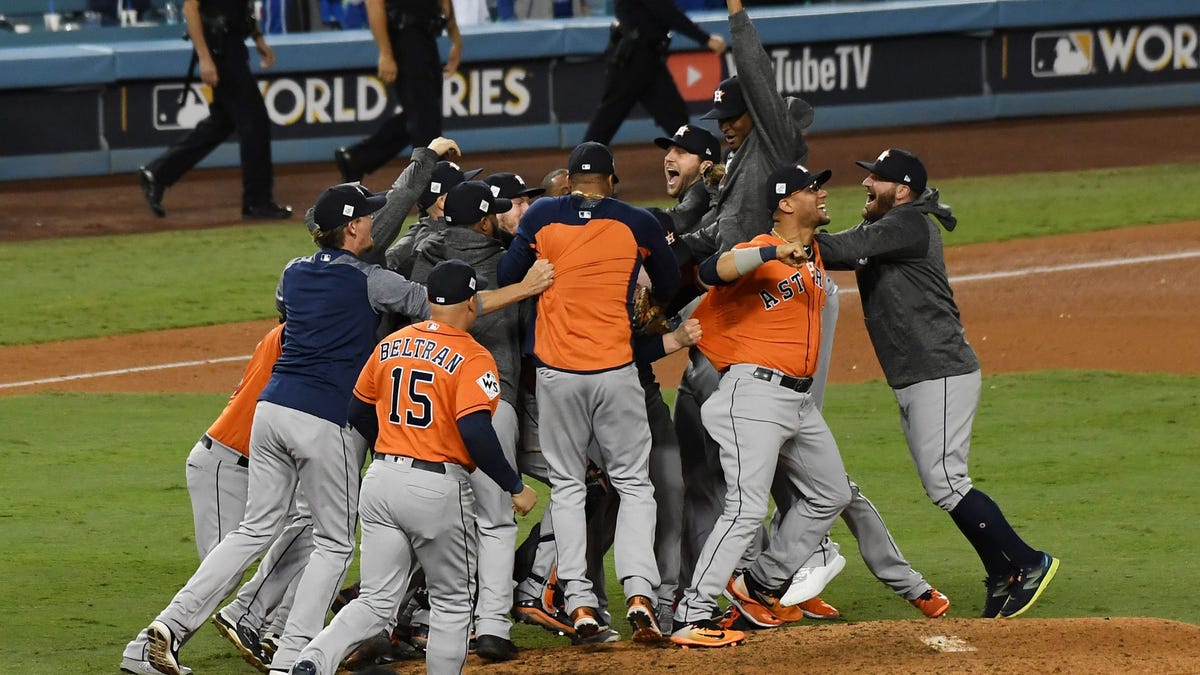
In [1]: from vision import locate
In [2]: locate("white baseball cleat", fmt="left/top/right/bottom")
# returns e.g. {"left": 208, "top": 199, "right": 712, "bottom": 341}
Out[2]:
{"left": 145, "top": 620, "right": 188, "bottom": 675}
{"left": 780, "top": 553, "right": 847, "bottom": 607}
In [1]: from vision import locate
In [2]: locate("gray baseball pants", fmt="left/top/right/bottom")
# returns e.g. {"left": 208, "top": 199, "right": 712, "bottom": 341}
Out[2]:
{"left": 675, "top": 365, "right": 851, "bottom": 624}
{"left": 150, "top": 402, "right": 364, "bottom": 673}
{"left": 294, "top": 456, "right": 477, "bottom": 675}
{"left": 894, "top": 369, "right": 980, "bottom": 511}
{"left": 123, "top": 436, "right": 250, "bottom": 665}
{"left": 536, "top": 364, "right": 660, "bottom": 612}
{"left": 468, "top": 400, "right": 519, "bottom": 640}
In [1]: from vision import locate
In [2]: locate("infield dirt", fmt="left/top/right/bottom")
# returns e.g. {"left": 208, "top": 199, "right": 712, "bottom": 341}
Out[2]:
{"left": 2, "top": 108, "right": 1198, "bottom": 674}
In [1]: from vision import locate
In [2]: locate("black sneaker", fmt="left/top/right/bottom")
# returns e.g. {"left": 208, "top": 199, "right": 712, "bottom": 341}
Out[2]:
{"left": 475, "top": 634, "right": 518, "bottom": 662}
{"left": 146, "top": 620, "right": 187, "bottom": 675}
{"left": 999, "top": 552, "right": 1060, "bottom": 618}
{"left": 243, "top": 202, "right": 294, "bottom": 220}
{"left": 982, "top": 573, "right": 1013, "bottom": 618}
{"left": 138, "top": 167, "right": 165, "bottom": 217}
{"left": 334, "top": 147, "right": 363, "bottom": 183}
{"left": 211, "top": 608, "right": 266, "bottom": 671}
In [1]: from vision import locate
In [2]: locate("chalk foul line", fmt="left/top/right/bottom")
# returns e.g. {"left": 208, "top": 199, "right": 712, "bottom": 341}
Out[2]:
{"left": 3, "top": 249, "right": 1198, "bottom": 390}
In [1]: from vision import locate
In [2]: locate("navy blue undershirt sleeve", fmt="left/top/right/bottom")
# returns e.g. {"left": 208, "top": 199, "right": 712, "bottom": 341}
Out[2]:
{"left": 347, "top": 397, "right": 379, "bottom": 446}
{"left": 458, "top": 410, "right": 523, "bottom": 494}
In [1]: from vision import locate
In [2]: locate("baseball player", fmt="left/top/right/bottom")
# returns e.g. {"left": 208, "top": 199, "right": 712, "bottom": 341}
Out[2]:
{"left": 655, "top": 124, "right": 721, "bottom": 238}
{"left": 407, "top": 180, "right": 525, "bottom": 661}
{"left": 121, "top": 324, "right": 288, "bottom": 674}
{"left": 498, "top": 142, "right": 680, "bottom": 644}
{"left": 290, "top": 260, "right": 539, "bottom": 675}
{"left": 133, "top": 182, "right": 553, "bottom": 675}
{"left": 672, "top": 163, "right": 850, "bottom": 647}
{"left": 484, "top": 171, "right": 545, "bottom": 244}
{"left": 677, "top": 0, "right": 813, "bottom": 260}
{"left": 815, "top": 148, "right": 1059, "bottom": 618}
{"left": 387, "top": 160, "right": 484, "bottom": 279}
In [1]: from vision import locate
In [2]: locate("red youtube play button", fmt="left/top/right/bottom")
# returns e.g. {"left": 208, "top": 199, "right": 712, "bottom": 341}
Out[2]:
{"left": 668, "top": 52, "right": 723, "bottom": 102}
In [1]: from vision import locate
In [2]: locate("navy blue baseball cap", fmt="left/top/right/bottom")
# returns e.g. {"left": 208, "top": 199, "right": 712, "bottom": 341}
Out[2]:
{"left": 856, "top": 148, "right": 927, "bottom": 194}
{"left": 427, "top": 259, "right": 478, "bottom": 306}
{"left": 568, "top": 142, "right": 620, "bottom": 183}
{"left": 310, "top": 182, "right": 386, "bottom": 232}
{"left": 486, "top": 172, "right": 545, "bottom": 200}
{"left": 700, "top": 76, "right": 746, "bottom": 121}
{"left": 420, "top": 161, "right": 484, "bottom": 210}
{"left": 654, "top": 124, "right": 721, "bottom": 162}
{"left": 765, "top": 163, "right": 832, "bottom": 213}
{"left": 443, "top": 180, "right": 513, "bottom": 226}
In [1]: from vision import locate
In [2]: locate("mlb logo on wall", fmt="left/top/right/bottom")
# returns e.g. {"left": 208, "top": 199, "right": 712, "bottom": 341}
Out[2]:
{"left": 153, "top": 84, "right": 211, "bottom": 131}
{"left": 1031, "top": 31, "right": 1094, "bottom": 77}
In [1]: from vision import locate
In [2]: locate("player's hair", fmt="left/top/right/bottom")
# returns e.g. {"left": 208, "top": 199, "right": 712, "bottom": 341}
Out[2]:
{"left": 705, "top": 163, "right": 726, "bottom": 187}
{"left": 312, "top": 225, "right": 347, "bottom": 249}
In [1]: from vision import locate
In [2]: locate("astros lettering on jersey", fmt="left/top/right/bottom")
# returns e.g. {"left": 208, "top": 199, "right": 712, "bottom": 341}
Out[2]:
{"left": 353, "top": 320, "right": 502, "bottom": 469}
{"left": 692, "top": 233, "right": 827, "bottom": 377}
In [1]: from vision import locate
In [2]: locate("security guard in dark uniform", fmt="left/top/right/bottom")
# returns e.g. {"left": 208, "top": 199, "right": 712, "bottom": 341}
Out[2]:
{"left": 138, "top": 0, "right": 292, "bottom": 220}
{"left": 334, "top": 0, "right": 462, "bottom": 184}
{"left": 582, "top": 0, "right": 727, "bottom": 146}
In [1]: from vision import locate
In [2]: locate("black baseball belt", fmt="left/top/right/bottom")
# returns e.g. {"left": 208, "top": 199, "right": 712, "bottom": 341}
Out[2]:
{"left": 373, "top": 451, "right": 446, "bottom": 474}
{"left": 201, "top": 434, "right": 249, "bottom": 467}
{"left": 751, "top": 367, "right": 814, "bottom": 393}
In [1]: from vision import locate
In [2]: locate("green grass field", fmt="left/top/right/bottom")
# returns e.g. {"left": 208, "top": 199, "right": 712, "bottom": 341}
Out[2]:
{"left": 1, "top": 371, "right": 1197, "bottom": 673}
{"left": 2, "top": 162, "right": 1199, "bottom": 345}
{"left": 1, "top": 161, "right": 1198, "bottom": 672}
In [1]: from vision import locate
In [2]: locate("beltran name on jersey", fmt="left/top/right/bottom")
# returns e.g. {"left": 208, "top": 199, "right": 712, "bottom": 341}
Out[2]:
{"left": 376, "top": 331, "right": 466, "bottom": 374}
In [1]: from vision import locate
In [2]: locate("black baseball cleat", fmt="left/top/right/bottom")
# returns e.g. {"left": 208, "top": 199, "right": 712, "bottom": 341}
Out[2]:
{"left": 138, "top": 167, "right": 165, "bottom": 217}
{"left": 243, "top": 202, "right": 294, "bottom": 220}
{"left": 334, "top": 147, "right": 363, "bottom": 183}
{"left": 289, "top": 660, "right": 317, "bottom": 675}
{"left": 475, "top": 634, "right": 519, "bottom": 662}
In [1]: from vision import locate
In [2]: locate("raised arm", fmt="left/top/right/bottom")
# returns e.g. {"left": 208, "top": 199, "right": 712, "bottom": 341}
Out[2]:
{"left": 726, "top": 2, "right": 803, "bottom": 160}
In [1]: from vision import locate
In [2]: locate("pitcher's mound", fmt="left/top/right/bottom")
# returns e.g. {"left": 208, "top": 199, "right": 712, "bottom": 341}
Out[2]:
{"left": 380, "top": 617, "right": 1198, "bottom": 674}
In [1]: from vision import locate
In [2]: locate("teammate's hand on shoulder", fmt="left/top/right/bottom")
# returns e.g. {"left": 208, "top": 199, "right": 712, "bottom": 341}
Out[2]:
{"left": 707, "top": 34, "right": 727, "bottom": 54}
{"left": 511, "top": 484, "right": 538, "bottom": 516}
{"left": 776, "top": 242, "right": 810, "bottom": 268}
{"left": 377, "top": 53, "right": 398, "bottom": 85}
{"left": 522, "top": 259, "right": 555, "bottom": 294}
{"left": 427, "top": 137, "right": 461, "bottom": 159}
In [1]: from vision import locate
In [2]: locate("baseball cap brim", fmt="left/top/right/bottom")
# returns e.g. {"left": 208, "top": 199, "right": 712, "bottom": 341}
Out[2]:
{"left": 653, "top": 137, "right": 675, "bottom": 150}
{"left": 854, "top": 160, "right": 880, "bottom": 174}
{"left": 463, "top": 168, "right": 484, "bottom": 180}
{"left": 518, "top": 187, "right": 545, "bottom": 199}
{"left": 700, "top": 104, "right": 744, "bottom": 121}
{"left": 360, "top": 193, "right": 388, "bottom": 218}
{"left": 493, "top": 197, "right": 514, "bottom": 214}
{"left": 809, "top": 168, "right": 833, "bottom": 188}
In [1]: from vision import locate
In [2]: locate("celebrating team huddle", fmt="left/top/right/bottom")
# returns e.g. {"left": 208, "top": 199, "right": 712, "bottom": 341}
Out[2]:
{"left": 121, "top": 2, "right": 1060, "bottom": 674}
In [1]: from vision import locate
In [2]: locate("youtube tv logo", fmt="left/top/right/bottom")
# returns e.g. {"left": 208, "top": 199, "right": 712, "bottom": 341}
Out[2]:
{"left": 667, "top": 51, "right": 723, "bottom": 102}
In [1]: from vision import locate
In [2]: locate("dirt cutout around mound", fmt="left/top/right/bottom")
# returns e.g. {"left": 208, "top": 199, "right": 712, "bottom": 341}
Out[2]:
{"left": 376, "top": 618, "right": 1199, "bottom": 675}
{"left": 2, "top": 110, "right": 1199, "bottom": 669}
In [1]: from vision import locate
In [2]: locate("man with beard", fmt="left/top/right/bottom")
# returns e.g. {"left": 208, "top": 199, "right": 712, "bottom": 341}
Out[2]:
{"left": 485, "top": 172, "right": 546, "bottom": 245}
{"left": 655, "top": 124, "right": 721, "bottom": 237}
{"left": 815, "top": 148, "right": 1060, "bottom": 619}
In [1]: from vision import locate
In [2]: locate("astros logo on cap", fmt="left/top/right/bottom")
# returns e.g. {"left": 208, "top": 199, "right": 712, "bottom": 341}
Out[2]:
{"left": 713, "top": 89, "right": 724, "bottom": 103}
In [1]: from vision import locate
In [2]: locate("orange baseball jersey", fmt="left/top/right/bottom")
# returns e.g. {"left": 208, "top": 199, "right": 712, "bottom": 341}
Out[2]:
{"left": 353, "top": 320, "right": 501, "bottom": 470}
{"left": 693, "top": 234, "right": 828, "bottom": 377}
{"left": 206, "top": 323, "right": 285, "bottom": 456}
{"left": 497, "top": 195, "right": 679, "bottom": 372}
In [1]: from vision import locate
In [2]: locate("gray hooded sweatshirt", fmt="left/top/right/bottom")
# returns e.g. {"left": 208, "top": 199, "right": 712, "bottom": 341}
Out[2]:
{"left": 409, "top": 225, "right": 527, "bottom": 407}
{"left": 681, "top": 9, "right": 814, "bottom": 258}
{"left": 816, "top": 188, "right": 978, "bottom": 389}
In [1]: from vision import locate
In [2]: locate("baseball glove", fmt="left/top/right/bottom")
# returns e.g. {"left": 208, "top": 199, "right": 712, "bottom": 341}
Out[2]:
{"left": 632, "top": 285, "right": 672, "bottom": 336}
